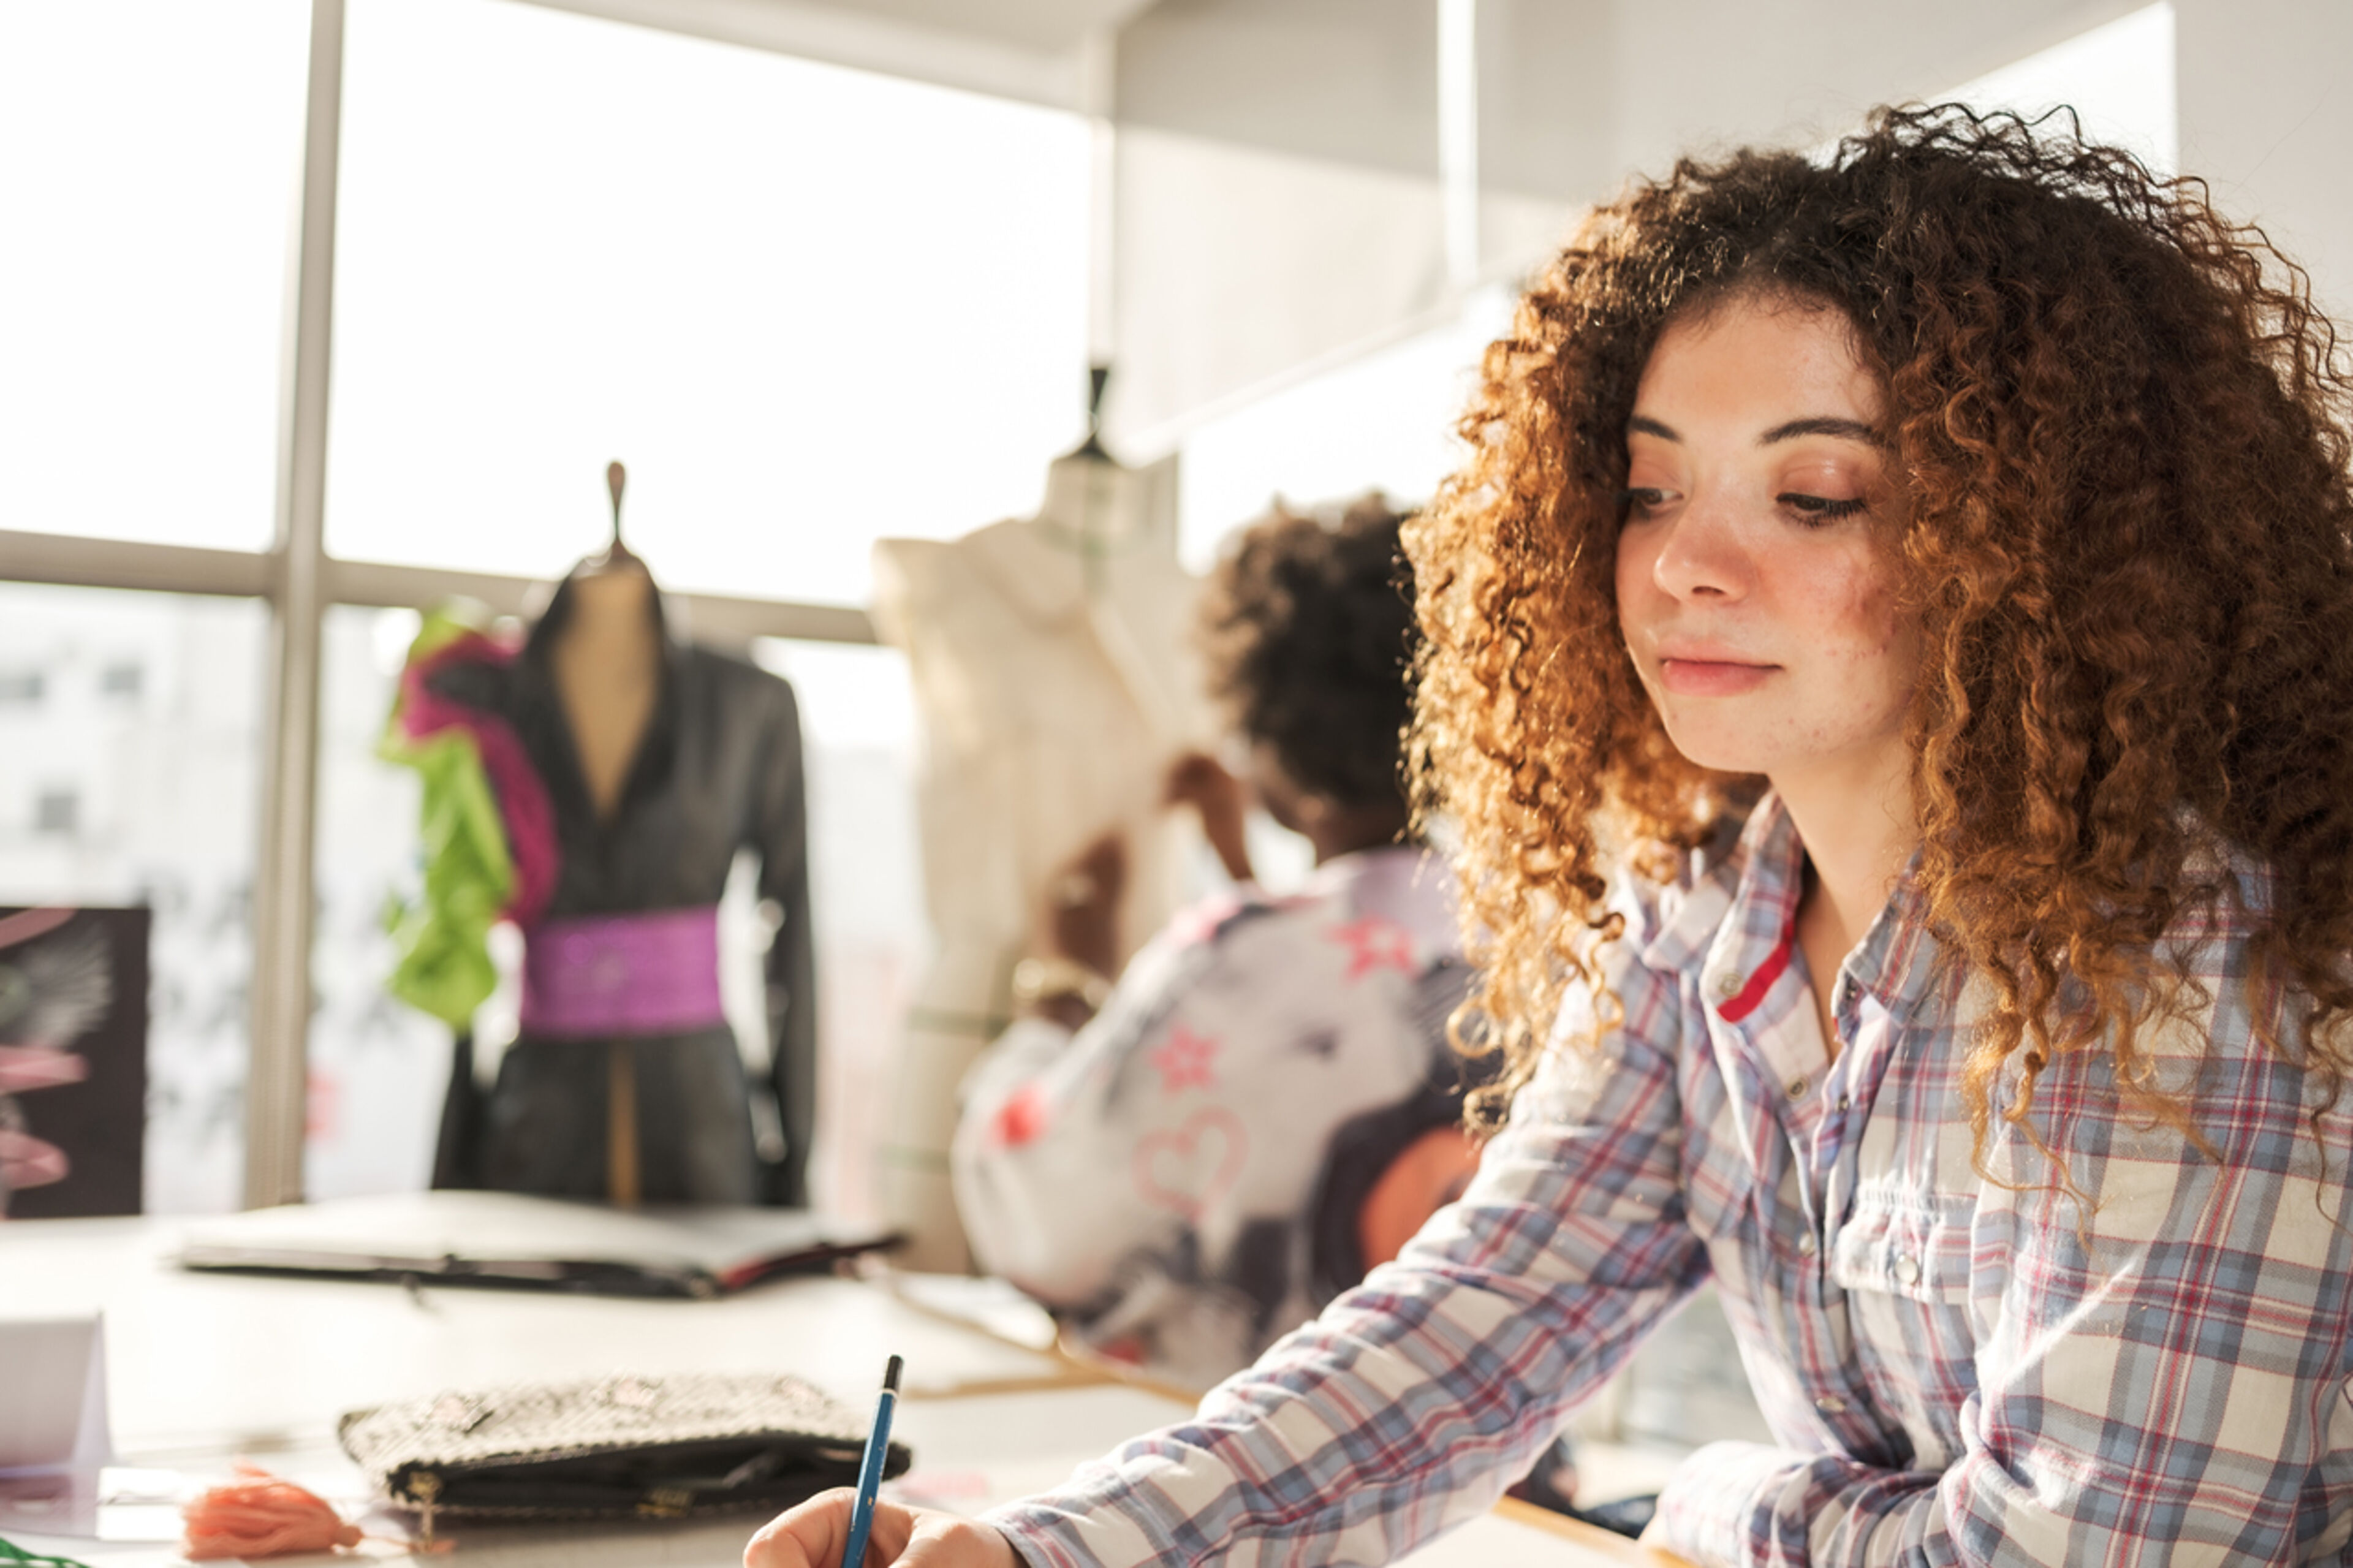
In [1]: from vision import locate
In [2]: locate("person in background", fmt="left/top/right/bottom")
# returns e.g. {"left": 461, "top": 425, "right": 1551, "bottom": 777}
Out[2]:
{"left": 951, "top": 494, "right": 1481, "bottom": 1393}
{"left": 751, "top": 103, "right": 2353, "bottom": 1567}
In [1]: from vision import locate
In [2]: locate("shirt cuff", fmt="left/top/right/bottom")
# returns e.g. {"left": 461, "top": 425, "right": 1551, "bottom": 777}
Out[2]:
{"left": 1648, "top": 1440, "right": 1811, "bottom": 1566}
{"left": 1650, "top": 1439, "right": 1945, "bottom": 1566}
{"left": 979, "top": 1494, "right": 1155, "bottom": 1568}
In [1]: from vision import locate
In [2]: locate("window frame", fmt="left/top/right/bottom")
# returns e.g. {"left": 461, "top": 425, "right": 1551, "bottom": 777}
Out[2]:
{"left": 0, "top": 0, "right": 876, "bottom": 1209}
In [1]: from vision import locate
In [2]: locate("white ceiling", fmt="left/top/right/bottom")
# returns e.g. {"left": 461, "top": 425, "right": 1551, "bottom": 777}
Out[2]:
{"left": 517, "top": 0, "right": 1158, "bottom": 107}
{"left": 820, "top": 0, "right": 1159, "bottom": 53}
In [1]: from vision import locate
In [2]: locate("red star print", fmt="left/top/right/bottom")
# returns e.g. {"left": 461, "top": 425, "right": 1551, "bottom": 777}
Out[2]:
{"left": 1148, "top": 1024, "right": 1220, "bottom": 1093}
{"left": 1329, "top": 916, "right": 1417, "bottom": 980}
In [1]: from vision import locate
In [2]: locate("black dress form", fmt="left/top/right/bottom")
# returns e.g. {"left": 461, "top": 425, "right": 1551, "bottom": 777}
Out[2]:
{"left": 426, "top": 575, "right": 817, "bottom": 1206}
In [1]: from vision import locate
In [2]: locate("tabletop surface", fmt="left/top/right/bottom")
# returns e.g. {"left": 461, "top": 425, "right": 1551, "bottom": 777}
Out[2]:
{"left": 0, "top": 1216, "right": 1686, "bottom": 1568}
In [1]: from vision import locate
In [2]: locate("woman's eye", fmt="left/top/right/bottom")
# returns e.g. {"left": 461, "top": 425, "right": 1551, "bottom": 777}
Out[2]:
{"left": 1615, "top": 487, "right": 1670, "bottom": 518}
{"left": 1778, "top": 492, "right": 1868, "bottom": 524}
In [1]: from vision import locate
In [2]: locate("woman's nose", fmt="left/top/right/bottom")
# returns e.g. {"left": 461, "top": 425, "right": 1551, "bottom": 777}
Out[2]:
{"left": 1650, "top": 496, "right": 1751, "bottom": 602}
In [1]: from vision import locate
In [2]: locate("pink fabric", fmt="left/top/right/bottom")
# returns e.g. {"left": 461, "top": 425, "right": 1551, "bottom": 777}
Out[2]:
{"left": 398, "top": 632, "right": 561, "bottom": 926}
{"left": 518, "top": 906, "right": 726, "bottom": 1039}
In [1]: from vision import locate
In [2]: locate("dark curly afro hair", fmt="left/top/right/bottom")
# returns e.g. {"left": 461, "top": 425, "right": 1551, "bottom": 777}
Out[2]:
{"left": 1200, "top": 494, "right": 1420, "bottom": 812}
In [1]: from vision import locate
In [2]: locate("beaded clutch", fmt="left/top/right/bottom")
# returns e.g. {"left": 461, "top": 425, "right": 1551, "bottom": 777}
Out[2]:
{"left": 336, "top": 1371, "right": 912, "bottom": 1532}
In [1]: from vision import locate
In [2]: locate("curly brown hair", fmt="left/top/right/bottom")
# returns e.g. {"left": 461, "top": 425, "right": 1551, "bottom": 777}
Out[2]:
{"left": 1201, "top": 494, "right": 1420, "bottom": 812}
{"left": 1407, "top": 103, "right": 2353, "bottom": 1145}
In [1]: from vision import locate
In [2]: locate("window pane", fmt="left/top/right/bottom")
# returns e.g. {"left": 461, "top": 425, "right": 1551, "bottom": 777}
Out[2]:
{"left": 0, "top": 584, "right": 267, "bottom": 1214}
{"left": 326, "top": 0, "right": 1091, "bottom": 608}
{"left": 308, "top": 605, "right": 448, "bottom": 1200}
{"left": 0, "top": 2, "right": 309, "bottom": 551}
{"left": 751, "top": 638, "right": 926, "bottom": 1219}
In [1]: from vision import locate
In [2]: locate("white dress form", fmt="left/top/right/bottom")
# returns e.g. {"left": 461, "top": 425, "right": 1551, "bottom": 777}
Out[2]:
{"left": 871, "top": 452, "right": 1208, "bottom": 1270}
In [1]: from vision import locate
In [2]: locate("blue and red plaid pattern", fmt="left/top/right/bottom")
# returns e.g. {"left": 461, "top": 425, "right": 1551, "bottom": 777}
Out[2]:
{"left": 985, "top": 795, "right": 2353, "bottom": 1566}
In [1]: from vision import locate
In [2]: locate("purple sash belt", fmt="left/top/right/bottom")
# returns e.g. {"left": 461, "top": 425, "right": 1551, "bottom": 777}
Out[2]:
{"left": 518, "top": 906, "right": 726, "bottom": 1039}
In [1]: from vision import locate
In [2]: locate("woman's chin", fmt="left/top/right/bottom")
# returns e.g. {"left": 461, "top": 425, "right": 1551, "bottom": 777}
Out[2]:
{"left": 1658, "top": 725, "right": 1775, "bottom": 778}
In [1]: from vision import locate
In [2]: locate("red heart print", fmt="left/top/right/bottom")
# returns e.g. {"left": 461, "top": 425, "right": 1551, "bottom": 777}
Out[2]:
{"left": 1133, "top": 1107, "right": 1248, "bottom": 1221}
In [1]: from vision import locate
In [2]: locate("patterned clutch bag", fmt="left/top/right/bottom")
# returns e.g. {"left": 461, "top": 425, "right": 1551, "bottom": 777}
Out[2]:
{"left": 336, "top": 1371, "right": 912, "bottom": 1529}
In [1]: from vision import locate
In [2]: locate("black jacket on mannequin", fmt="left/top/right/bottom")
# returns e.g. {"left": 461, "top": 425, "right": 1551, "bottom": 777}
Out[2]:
{"left": 426, "top": 575, "right": 818, "bottom": 1207}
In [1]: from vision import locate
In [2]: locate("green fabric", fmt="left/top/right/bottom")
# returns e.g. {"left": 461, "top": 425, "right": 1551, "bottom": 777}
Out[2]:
{"left": 1, "top": 1537, "right": 97, "bottom": 1568}
{"left": 379, "top": 608, "right": 516, "bottom": 1028}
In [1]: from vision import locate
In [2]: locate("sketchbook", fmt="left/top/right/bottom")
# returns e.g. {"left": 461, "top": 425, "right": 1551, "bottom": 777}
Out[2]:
{"left": 176, "top": 1191, "right": 900, "bottom": 1298}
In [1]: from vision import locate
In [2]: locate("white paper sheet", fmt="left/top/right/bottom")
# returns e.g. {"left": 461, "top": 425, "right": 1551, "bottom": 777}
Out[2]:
{"left": 0, "top": 1314, "right": 110, "bottom": 1474}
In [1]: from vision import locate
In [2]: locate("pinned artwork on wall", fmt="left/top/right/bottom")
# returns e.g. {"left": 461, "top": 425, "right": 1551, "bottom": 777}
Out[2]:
{"left": 0, "top": 906, "right": 150, "bottom": 1219}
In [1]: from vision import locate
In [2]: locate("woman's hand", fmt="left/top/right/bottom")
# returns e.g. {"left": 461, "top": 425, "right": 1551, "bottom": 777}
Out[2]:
{"left": 1164, "top": 751, "right": 1252, "bottom": 884}
{"left": 1044, "top": 831, "right": 1126, "bottom": 980}
{"left": 1014, "top": 833, "right": 1127, "bottom": 1029}
{"left": 745, "top": 1490, "right": 1019, "bottom": 1568}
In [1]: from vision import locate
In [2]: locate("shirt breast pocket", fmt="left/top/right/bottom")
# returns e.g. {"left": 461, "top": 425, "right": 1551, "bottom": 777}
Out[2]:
{"left": 1828, "top": 1196, "right": 1980, "bottom": 1470}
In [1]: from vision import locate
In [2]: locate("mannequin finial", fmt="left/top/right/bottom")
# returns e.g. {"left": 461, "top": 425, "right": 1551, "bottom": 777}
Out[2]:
{"left": 600, "top": 460, "right": 639, "bottom": 567}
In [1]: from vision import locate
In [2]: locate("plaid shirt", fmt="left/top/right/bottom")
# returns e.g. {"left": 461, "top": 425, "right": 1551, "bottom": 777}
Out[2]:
{"left": 986, "top": 796, "right": 2353, "bottom": 1566}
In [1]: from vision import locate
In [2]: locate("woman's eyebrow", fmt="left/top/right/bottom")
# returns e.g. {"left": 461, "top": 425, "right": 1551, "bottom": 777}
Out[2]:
{"left": 1626, "top": 414, "right": 1885, "bottom": 447}
{"left": 1760, "top": 416, "right": 1885, "bottom": 447}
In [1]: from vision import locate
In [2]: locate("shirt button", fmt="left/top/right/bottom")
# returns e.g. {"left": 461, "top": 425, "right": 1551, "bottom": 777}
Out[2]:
{"left": 1892, "top": 1255, "right": 1922, "bottom": 1286}
{"left": 1714, "top": 972, "right": 1743, "bottom": 1001}
{"left": 1786, "top": 1075, "right": 1808, "bottom": 1097}
{"left": 1836, "top": 1094, "right": 1852, "bottom": 1113}
{"left": 1814, "top": 1395, "right": 1847, "bottom": 1415}
{"left": 1797, "top": 1233, "right": 1817, "bottom": 1257}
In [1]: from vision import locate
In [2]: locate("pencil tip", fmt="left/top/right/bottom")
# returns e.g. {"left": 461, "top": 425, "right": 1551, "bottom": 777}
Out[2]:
{"left": 884, "top": 1354, "right": 903, "bottom": 1392}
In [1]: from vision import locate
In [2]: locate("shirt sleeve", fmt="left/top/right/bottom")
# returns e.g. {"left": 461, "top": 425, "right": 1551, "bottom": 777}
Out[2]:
{"left": 950, "top": 926, "right": 1213, "bottom": 1308}
{"left": 1648, "top": 991, "right": 2353, "bottom": 1567}
{"left": 978, "top": 941, "right": 1713, "bottom": 1567}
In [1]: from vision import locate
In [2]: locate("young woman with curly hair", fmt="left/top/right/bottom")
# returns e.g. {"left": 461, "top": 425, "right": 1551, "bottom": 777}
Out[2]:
{"left": 748, "top": 104, "right": 2353, "bottom": 1567}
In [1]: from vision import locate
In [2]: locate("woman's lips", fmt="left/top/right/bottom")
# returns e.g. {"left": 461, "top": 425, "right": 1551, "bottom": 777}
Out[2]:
{"left": 1658, "top": 657, "right": 1777, "bottom": 696}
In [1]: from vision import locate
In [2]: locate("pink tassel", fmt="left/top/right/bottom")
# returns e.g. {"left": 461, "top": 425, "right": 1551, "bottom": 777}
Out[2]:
{"left": 182, "top": 1463, "right": 364, "bottom": 1561}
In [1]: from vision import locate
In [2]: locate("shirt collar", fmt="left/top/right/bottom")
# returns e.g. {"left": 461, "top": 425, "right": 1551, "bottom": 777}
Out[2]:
{"left": 1695, "top": 797, "right": 1806, "bottom": 1020}
{"left": 1838, "top": 850, "right": 1941, "bottom": 1024}
{"left": 1639, "top": 792, "right": 1941, "bottom": 1028}
{"left": 1639, "top": 796, "right": 1796, "bottom": 964}
{"left": 1306, "top": 844, "right": 1461, "bottom": 957}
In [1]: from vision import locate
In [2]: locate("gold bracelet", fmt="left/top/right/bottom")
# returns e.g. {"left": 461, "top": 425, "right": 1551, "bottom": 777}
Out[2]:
{"left": 1010, "top": 955, "right": 1112, "bottom": 1012}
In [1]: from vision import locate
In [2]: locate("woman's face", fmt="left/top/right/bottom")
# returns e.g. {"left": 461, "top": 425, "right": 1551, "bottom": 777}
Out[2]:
{"left": 1613, "top": 295, "right": 1919, "bottom": 798}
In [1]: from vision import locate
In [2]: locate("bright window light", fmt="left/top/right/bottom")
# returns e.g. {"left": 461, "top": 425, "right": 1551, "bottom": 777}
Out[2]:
{"left": 325, "top": 0, "right": 1093, "bottom": 607}
{"left": 0, "top": 1, "right": 311, "bottom": 551}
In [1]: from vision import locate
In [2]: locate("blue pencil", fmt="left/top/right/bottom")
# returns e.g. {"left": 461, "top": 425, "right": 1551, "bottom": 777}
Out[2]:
{"left": 838, "top": 1354, "right": 902, "bottom": 1568}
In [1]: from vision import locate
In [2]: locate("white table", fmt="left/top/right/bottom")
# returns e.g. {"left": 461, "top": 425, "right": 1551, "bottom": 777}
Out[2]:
{"left": 0, "top": 1218, "right": 1683, "bottom": 1568}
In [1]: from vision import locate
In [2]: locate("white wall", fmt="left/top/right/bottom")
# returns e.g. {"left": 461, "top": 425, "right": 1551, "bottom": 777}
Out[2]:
{"left": 2176, "top": 0, "right": 2353, "bottom": 330}
{"left": 1108, "top": 0, "right": 2173, "bottom": 442}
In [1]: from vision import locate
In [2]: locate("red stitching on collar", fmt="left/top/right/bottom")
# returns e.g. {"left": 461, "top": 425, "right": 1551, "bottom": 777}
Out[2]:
{"left": 1717, "top": 929, "right": 1795, "bottom": 1023}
